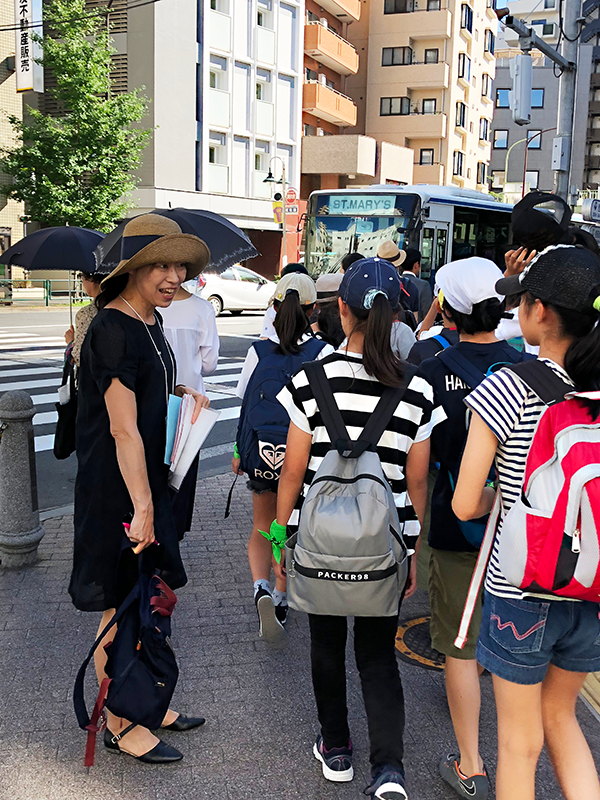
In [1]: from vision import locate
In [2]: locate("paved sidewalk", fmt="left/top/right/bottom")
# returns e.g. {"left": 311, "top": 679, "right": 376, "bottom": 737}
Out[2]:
{"left": 1, "top": 473, "right": 599, "bottom": 800}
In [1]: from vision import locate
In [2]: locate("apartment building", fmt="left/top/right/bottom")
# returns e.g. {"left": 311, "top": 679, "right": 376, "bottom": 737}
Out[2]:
{"left": 82, "top": 0, "right": 305, "bottom": 275}
{"left": 0, "top": 0, "right": 25, "bottom": 276}
{"left": 345, "top": 0, "right": 498, "bottom": 190}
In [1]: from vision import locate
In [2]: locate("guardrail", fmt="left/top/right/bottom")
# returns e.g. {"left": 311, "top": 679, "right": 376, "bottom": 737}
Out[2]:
{"left": 0, "top": 278, "right": 86, "bottom": 306}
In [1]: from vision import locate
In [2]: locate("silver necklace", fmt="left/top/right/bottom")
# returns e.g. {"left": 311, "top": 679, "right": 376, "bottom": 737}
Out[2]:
{"left": 119, "top": 295, "right": 174, "bottom": 406}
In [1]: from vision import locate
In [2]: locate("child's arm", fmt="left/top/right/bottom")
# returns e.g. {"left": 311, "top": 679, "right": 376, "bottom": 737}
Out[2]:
{"left": 452, "top": 412, "right": 498, "bottom": 521}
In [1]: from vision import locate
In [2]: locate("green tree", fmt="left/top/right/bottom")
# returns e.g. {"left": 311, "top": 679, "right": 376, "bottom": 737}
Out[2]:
{"left": 0, "top": 0, "right": 151, "bottom": 231}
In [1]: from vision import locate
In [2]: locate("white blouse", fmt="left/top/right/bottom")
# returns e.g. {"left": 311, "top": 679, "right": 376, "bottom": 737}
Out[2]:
{"left": 160, "top": 295, "right": 219, "bottom": 394}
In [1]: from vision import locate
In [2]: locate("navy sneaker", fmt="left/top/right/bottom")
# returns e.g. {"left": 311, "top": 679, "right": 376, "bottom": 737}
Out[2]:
{"left": 439, "top": 754, "right": 489, "bottom": 799}
{"left": 365, "top": 766, "right": 408, "bottom": 799}
{"left": 313, "top": 734, "right": 353, "bottom": 782}
{"left": 254, "top": 586, "right": 287, "bottom": 647}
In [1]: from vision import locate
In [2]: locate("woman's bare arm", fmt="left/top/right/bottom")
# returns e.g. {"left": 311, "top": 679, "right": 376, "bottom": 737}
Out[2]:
{"left": 104, "top": 377, "right": 154, "bottom": 554}
{"left": 452, "top": 412, "right": 498, "bottom": 521}
{"left": 404, "top": 438, "right": 431, "bottom": 597}
{"left": 276, "top": 422, "right": 312, "bottom": 526}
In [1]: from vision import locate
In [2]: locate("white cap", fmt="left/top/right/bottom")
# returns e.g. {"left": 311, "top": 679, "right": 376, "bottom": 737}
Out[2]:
{"left": 435, "top": 257, "right": 504, "bottom": 315}
{"left": 271, "top": 271, "right": 317, "bottom": 306}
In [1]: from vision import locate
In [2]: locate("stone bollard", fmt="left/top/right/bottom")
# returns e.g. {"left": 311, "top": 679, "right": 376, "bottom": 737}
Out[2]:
{"left": 0, "top": 390, "right": 44, "bottom": 567}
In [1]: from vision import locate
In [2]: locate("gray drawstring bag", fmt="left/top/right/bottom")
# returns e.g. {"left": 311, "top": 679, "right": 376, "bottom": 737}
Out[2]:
{"left": 286, "top": 361, "right": 413, "bottom": 617}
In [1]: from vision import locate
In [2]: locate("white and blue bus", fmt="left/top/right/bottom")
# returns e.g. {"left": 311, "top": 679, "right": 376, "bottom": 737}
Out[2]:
{"left": 304, "top": 185, "right": 513, "bottom": 283}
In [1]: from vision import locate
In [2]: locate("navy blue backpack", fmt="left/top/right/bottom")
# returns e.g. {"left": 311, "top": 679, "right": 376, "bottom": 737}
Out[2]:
{"left": 236, "top": 337, "right": 326, "bottom": 487}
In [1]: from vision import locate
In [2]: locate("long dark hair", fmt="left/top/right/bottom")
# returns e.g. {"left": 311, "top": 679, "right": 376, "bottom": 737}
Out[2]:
{"left": 315, "top": 301, "right": 345, "bottom": 348}
{"left": 273, "top": 290, "right": 313, "bottom": 355}
{"left": 96, "top": 274, "right": 129, "bottom": 310}
{"left": 348, "top": 293, "right": 404, "bottom": 387}
{"left": 523, "top": 289, "right": 600, "bottom": 418}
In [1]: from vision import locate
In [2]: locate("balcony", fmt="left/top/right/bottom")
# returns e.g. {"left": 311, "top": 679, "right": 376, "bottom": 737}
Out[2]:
{"left": 253, "top": 171, "right": 272, "bottom": 199}
{"left": 207, "top": 164, "right": 229, "bottom": 194}
{"left": 591, "top": 73, "right": 600, "bottom": 88}
{"left": 303, "top": 81, "right": 357, "bottom": 126}
{"left": 385, "top": 9, "right": 451, "bottom": 40}
{"left": 588, "top": 128, "right": 600, "bottom": 144}
{"left": 413, "top": 163, "right": 445, "bottom": 184}
{"left": 396, "top": 112, "right": 447, "bottom": 139}
{"left": 585, "top": 155, "right": 600, "bottom": 170}
{"left": 255, "top": 100, "right": 274, "bottom": 137}
{"left": 209, "top": 88, "right": 230, "bottom": 128}
{"left": 316, "top": 0, "right": 360, "bottom": 21}
{"left": 255, "top": 25, "right": 275, "bottom": 65}
{"left": 209, "top": 10, "right": 231, "bottom": 51}
{"left": 590, "top": 101, "right": 600, "bottom": 115}
{"left": 302, "top": 134, "right": 376, "bottom": 176}
{"left": 393, "top": 61, "right": 450, "bottom": 90}
{"left": 305, "top": 22, "right": 358, "bottom": 75}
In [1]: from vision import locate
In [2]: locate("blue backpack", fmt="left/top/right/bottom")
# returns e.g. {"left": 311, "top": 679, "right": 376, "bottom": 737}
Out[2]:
{"left": 236, "top": 337, "right": 326, "bottom": 487}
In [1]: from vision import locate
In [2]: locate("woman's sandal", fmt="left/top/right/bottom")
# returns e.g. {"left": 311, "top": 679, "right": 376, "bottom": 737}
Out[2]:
{"left": 161, "top": 713, "right": 206, "bottom": 732}
{"left": 104, "top": 723, "right": 183, "bottom": 763}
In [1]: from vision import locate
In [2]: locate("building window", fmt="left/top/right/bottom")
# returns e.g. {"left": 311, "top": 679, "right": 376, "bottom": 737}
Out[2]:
{"left": 527, "top": 130, "right": 542, "bottom": 148}
{"left": 458, "top": 52, "right": 471, "bottom": 81}
{"left": 303, "top": 123, "right": 316, "bottom": 136}
{"left": 208, "top": 131, "right": 226, "bottom": 164}
{"left": 491, "top": 170, "right": 505, "bottom": 188}
{"left": 493, "top": 129, "right": 508, "bottom": 149}
{"left": 525, "top": 170, "right": 539, "bottom": 189}
{"left": 424, "top": 48, "right": 439, "bottom": 64}
{"left": 482, "top": 73, "right": 492, "bottom": 99}
{"left": 453, "top": 150, "right": 465, "bottom": 176}
{"left": 542, "top": 23, "right": 555, "bottom": 36}
{"left": 484, "top": 29, "right": 495, "bottom": 55}
{"left": 422, "top": 98, "right": 436, "bottom": 114}
{"left": 476, "top": 162, "right": 486, "bottom": 185}
{"left": 420, "top": 148, "right": 434, "bottom": 165}
{"left": 255, "top": 140, "right": 269, "bottom": 170}
{"left": 544, "top": 0, "right": 555, "bottom": 7}
{"left": 479, "top": 117, "right": 490, "bottom": 141}
{"left": 384, "top": 0, "right": 411, "bottom": 12}
{"left": 209, "top": 54, "right": 227, "bottom": 90}
{"left": 305, "top": 67, "right": 318, "bottom": 82}
{"left": 256, "top": 68, "right": 271, "bottom": 101}
{"left": 495, "top": 88, "right": 510, "bottom": 108}
{"left": 210, "top": 0, "right": 217, "bottom": 8}
{"left": 531, "top": 88, "right": 545, "bottom": 107}
{"left": 382, "top": 46, "right": 413, "bottom": 66}
{"left": 456, "top": 101, "right": 467, "bottom": 128}
{"left": 380, "top": 96, "right": 411, "bottom": 115}
{"left": 427, "top": 0, "right": 441, "bottom": 8}
{"left": 257, "top": 0, "right": 271, "bottom": 28}
{"left": 460, "top": 3, "right": 473, "bottom": 33}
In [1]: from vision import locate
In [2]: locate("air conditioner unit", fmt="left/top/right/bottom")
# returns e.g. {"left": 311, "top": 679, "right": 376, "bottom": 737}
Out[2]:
{"left": 317, "top": 127, "right": 325, "bottom": 136}
{"left": 318, "top": 73, "right": 327, "bottom": 85}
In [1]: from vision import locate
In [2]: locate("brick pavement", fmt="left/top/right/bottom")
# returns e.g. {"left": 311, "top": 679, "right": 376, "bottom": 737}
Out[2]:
{"left": 1, "top": 472, "right": 599, "bottom": 800}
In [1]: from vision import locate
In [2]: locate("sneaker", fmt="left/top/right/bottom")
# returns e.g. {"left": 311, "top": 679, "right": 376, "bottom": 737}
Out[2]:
{"left": 439, "top": 754, "right": 489, "bottom": 799}
{"left": 274, "top": 602, "right": 288, "bottom": 625}
{"left": 313, "top": 734, "right": 353, "bottom": 782}
{"left": 365, "top": 766, "right": 408, "bottom": 799}
{"left": 254, "top": 586, "right": 287, "bottom": 646}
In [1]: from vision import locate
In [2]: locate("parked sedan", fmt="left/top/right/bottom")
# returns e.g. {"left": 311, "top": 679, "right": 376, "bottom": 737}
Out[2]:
{"left": 187, "top": 265, "right": 275, "bottom": 316}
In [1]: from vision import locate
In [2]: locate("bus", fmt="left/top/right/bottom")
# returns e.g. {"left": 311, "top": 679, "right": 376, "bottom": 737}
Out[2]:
{"left": 304, "top": 185, "right": 513, "bottom": 283}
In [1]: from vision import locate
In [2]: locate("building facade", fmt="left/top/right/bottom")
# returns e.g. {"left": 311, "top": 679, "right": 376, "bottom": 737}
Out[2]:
{"left": 100, "top": 0, "right": 305, "bottom": 276}
{"left": 345, "top": 0, "right": 497, "bottom": 190}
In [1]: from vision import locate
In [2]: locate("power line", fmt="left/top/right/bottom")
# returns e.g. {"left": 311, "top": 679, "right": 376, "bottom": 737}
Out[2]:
{"left": 0, "top": 0, "right": 162, "bottom": 35}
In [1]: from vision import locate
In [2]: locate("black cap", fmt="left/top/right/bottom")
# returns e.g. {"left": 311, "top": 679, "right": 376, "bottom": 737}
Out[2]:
{"left": 511, "top": 192, "right": 571, "bottom": 251}
{"left": 496, "top": 245, "right": 600, "bottom": 311}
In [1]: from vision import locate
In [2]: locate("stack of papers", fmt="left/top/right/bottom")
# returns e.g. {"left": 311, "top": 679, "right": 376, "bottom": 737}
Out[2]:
{"left": 165, "top": 394, "right": 220, "bottom": 490}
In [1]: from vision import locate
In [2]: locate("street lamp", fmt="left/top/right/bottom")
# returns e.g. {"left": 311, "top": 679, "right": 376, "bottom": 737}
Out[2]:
{"left": 263, "top": 156, "right": 287, "bottom": 270}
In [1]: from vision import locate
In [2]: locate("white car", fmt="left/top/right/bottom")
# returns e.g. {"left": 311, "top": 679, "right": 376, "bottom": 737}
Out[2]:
{"left": 188, "top": 266, "right": 275, "bottom": 317}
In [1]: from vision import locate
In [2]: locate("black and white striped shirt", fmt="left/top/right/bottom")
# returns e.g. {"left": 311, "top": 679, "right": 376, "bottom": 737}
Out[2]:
{"left": 465, "top": 359, "right": 574, "bottom": 599}
{"left": 276, "top": 350, "right": 438, "bottom": 553}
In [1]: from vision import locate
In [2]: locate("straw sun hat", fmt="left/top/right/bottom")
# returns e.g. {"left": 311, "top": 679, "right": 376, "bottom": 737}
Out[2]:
{"left": 101, "top": 214, "right": 211, "bottom": 289}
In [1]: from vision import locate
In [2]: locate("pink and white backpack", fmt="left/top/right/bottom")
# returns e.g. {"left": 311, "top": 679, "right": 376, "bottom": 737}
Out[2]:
{"left": 455, "top": 360, "right": 600, "bottom": 650}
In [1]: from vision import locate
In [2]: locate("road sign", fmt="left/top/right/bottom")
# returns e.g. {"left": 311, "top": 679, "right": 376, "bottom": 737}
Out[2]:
{"left": 582, "top": 198, "right": 600, "bottom": 223}
{"left": 285, "top": 205, "right": 298, "bottom": 215}
{"left": 285, "top": 188, "right": 297, "bottom": 204}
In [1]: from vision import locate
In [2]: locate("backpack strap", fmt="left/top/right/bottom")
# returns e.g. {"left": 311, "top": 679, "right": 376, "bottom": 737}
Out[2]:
{"left": 432, "top": 333, "right": 451, "bottom": 350}
{"left": 437, "top": 347, "right": 487, "bottom": 389}
{"left": 504, "top": 360, "right": 572, "bottom": 406}
{"left": 355, "top": 364, "right": 417, "bottom": 457}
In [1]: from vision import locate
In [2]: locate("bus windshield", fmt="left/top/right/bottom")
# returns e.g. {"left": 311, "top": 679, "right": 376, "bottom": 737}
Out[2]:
{"left": 305, "top": 192, "right": 420, "bottom": 274}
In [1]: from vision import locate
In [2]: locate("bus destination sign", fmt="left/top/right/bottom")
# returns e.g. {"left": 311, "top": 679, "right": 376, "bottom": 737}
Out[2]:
{"left": 328, "top": 195, "right": 396, "bottom": 215}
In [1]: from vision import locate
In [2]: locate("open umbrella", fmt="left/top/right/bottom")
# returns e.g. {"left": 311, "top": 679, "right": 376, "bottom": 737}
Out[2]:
{"left": 0, "top": 226, "right": 105, "bottom": 323}
{"left": 94, "top": 208, "right": 260, "bottom": 273}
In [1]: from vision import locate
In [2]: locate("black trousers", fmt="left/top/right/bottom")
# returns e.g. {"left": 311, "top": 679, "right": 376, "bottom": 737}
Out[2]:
{"left": 308, "top": 613, "right": 405, "bottom": 772}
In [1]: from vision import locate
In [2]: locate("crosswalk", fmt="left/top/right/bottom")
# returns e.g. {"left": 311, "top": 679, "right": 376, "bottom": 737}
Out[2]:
{"left": 0, "top": 334, "right": 245, "bottom": 453}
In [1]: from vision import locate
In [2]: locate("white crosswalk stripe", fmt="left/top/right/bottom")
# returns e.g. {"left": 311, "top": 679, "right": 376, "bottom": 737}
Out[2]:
{"left": 0, "top": 352, "right": 244, "bottom": 454}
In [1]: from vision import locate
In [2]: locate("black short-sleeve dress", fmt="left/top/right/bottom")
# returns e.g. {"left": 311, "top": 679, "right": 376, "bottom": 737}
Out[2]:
{"left": 69, "top": 308, "right": 187, "bottom": 612}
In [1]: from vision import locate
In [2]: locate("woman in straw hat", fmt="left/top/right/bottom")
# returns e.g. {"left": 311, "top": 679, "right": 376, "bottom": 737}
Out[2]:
{"left": 69, "top": 214, "right": 210, "bottom": 763}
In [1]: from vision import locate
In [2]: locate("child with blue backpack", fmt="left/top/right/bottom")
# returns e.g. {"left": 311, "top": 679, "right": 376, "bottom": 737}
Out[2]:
{"left": 232, "top": 272, "right": 332, "bottom": 645}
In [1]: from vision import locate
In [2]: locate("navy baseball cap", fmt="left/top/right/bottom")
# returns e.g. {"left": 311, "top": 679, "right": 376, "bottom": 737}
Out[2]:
{"left": 339, "top": 257, "right": 401, "bottom": 311}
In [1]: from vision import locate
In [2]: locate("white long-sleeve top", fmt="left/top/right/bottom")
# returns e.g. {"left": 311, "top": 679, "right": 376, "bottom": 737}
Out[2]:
{"left": 160, "top": 294, "right": 220, "bottom": 394}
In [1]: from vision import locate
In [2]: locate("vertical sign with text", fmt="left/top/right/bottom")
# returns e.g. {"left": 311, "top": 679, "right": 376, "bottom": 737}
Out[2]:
{"left": 14, "top": 0, "right": 43, "bottom": 93}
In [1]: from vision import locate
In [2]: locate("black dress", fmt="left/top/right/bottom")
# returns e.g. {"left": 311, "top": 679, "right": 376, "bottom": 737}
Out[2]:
{"left": 69, "top": 308, "right": 187, "bottom": 612}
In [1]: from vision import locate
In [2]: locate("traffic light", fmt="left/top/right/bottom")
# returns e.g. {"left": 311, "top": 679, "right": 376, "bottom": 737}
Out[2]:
{"left": 510, "top": 53, "right": 532, "bottom": 126}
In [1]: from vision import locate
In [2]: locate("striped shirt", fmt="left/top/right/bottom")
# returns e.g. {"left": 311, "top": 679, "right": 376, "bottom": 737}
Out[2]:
{"left": 276, "top": 350, "right": 439, "bottom": 553}
{"left": 465, "top": 358, "right": 574, "bottom": 599}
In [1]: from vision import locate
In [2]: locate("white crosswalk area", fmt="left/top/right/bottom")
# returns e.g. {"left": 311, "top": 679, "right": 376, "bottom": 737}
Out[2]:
{"left": 0, "top": 329, "right": 244, "bottom": 453}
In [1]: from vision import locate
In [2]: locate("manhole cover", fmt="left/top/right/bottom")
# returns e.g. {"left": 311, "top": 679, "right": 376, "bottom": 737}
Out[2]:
{"left": 395, "top": 615, "right": 445, "bottom": 671}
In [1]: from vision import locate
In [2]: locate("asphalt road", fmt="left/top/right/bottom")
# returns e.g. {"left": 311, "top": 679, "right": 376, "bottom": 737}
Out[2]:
{"left": 0, "top": 305, "right": 261, "bottom": 511}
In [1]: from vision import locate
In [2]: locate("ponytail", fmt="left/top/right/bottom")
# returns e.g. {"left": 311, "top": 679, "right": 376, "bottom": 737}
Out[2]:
{"left": 96, "top": 273, "right": 129, "bottom": 310}
{"left": 273, "top": 289, "right": 313, "bottom": 355}
{"left": 348, "top": 293, "right": 404, "bottom": 387}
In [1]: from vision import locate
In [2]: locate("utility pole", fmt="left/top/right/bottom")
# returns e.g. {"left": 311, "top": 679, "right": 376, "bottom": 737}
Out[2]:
{"left": 497, "top": 4, "right": 580, "bottom": 202}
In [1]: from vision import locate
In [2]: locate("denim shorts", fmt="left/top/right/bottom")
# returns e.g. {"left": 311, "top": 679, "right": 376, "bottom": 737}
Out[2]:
{"left": 477, "top": 591, "right": 600, "bottom": 685}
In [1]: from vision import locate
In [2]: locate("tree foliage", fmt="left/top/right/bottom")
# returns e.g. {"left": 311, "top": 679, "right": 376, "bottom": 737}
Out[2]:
{"left": 0, "top": 0, "right": 151, "bottom": 231}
